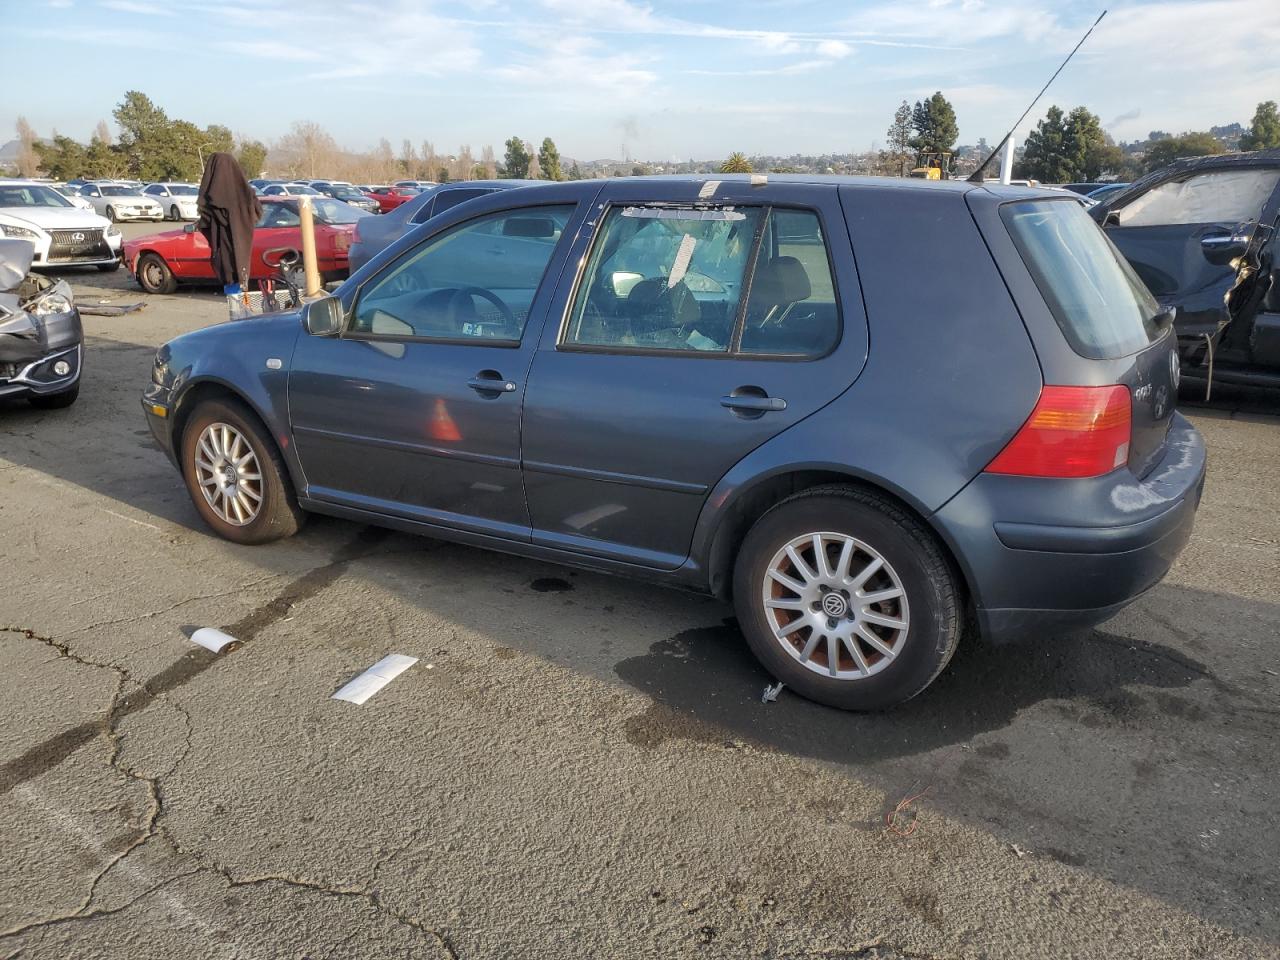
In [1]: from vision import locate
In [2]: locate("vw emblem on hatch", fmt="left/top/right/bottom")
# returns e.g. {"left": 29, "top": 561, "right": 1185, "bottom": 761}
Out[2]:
{"left": 71, "top": 232, "right": 85, "bottom": 242}
{"left": 1170, "top": 348, "right": 1181, "bottom": 389}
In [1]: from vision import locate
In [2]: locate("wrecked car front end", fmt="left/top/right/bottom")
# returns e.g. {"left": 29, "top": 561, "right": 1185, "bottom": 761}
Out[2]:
{"left": 0, "top": 239, "right": 83, "bottom": 407}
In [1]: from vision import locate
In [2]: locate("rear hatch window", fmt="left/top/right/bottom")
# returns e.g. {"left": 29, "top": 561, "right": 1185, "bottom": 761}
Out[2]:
{"left": 1001, "top": 198, "right": 1162, "bottom": 360}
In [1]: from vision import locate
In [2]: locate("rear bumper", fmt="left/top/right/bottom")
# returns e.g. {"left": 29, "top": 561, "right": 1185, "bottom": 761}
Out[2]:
{"left": 934, "top": 412, "right": 1206, "bottom": 643}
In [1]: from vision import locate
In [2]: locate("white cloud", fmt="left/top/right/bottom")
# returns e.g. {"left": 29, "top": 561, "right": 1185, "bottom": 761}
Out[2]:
{"left": 101, "top": 0, "right": 174, "bottom": 14}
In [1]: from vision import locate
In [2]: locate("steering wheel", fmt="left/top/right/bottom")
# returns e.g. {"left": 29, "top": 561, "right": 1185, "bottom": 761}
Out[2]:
{"left": 446, "top": 286, "right": 516, "bottom": 333}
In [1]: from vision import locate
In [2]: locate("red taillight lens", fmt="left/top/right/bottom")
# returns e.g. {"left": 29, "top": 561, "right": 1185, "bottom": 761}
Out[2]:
{"left": 334, "top": 230, "right": 351, "bottom": 252}
{"left": 985, "top": 385, "right": 1131, "bottom": 479}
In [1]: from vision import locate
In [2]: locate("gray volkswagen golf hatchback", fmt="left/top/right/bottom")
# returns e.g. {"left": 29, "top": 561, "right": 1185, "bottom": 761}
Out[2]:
{"left": 142, "top": 175, "right": 1205, "bottom": 710}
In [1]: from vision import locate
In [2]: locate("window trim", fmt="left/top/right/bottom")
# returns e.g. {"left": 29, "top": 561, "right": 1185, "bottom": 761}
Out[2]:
{"left": 554, "top": 201, "right": 844, "bottom": 363}
{"left": 339, "top": 200, "right": 580, "bottom": 348}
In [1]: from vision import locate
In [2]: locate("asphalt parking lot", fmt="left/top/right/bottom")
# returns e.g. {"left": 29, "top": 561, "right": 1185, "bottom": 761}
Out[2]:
{"left": 2, "top": 224, "right": 1279, "bottom": 959}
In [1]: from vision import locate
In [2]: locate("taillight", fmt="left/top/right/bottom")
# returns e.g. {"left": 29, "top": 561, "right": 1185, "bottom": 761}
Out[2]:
{"left": 334, "top": 230, "right": 351, "bottom": 252}
{"left": 985, "top": 385, "right": 1131, "bottom": 479}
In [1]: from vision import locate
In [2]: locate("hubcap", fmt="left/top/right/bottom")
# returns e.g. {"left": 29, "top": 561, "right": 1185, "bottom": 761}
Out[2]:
{"left": 193, "top": 422, "right": 264, "bottom": 526}
{"left": 761, "top": 532, "right": 910, "bottom": 681}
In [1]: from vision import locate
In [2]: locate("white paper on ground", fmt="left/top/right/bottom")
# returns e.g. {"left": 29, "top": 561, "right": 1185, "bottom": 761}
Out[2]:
{"left": 332, "top": 654, "right": 419, "bottom": 705}
{"left": 190, "top": 628, "right": 239, "bottom": 653}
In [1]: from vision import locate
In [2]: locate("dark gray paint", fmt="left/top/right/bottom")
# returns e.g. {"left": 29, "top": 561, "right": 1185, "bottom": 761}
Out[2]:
{"left": 143, "top": 174, "right": 1207, "bottom": 646}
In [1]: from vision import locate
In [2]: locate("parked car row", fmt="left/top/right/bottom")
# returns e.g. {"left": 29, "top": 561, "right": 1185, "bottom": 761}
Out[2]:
{"left": 0, "top": 180, "right": 122, "bottom": 270}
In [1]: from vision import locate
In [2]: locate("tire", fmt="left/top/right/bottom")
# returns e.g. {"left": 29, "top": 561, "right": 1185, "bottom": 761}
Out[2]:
{"left": 105, "top": 205, "right": 118, "bottom": 223}
{"left": 180, "top": 398, "right": 305, "bottom": 545}
{"left": 170, "top": 204, "right": 180, "bottom": 221}
{"left": 96, "top": 259, "right": 120, "bottom": 273}
{"left": 28, "top": 384, "right": 79, "bottom": 409}
{"left": 732, "top": 486, "right": 961, "bottom": 711}
{"left": 136, "top": 252, "right": 177, "bottom": 294}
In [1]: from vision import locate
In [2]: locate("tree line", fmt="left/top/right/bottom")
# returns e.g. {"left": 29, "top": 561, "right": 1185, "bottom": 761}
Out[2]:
{"left": 15, "top": 90, "right": 1280, "bottom": 188}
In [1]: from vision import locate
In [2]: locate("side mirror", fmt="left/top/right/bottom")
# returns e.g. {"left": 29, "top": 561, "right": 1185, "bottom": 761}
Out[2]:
{"left": 183, "top": 223, "right": 197, "bottom": 234}
{"left": 303, "top": 296, "right": 344, "bottom": 337}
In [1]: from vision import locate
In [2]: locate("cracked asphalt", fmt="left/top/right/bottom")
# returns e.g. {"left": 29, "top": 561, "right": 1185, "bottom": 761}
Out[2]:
{"left": 2, "top": 229, "right": 1279, "bottom": 958}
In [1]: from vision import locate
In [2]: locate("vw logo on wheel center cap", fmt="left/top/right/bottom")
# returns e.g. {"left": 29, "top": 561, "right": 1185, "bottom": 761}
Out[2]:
{"left": 822, "top": 593, "right": 849, "bottom": 618}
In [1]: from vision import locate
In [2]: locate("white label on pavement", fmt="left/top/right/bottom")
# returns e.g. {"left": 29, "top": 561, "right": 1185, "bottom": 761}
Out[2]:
{"left": 332, "top": 654, "right": 419, "bottom": 705}
{"left": 190, "top": 628, "right": 239, "bottom": 653}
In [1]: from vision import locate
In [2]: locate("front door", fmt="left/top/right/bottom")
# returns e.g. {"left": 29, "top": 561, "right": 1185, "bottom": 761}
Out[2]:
{"left": 1102, "top": 166, "right": 1280, "bottom": 339}
{"left": 288, "top": 201, "right": 581, "bottom": 539}
{"left": 520, "top": 179, "right": 869, "bottom": 569}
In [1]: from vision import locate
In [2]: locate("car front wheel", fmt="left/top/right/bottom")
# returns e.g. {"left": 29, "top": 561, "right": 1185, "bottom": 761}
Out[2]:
{"left": 733, "top": 486, "right": 961, "bottom": 711}
{"left": 105, "top": 205, "right": 118, "bottom": 223}
{"left": 136, "top": 253, "right": 177, "bottom": 294}
{"left": 170, "top": 204, "right": 180, "bottom": 221}
{"left": 180, "top": 399, "right": 305, "bottom": 545}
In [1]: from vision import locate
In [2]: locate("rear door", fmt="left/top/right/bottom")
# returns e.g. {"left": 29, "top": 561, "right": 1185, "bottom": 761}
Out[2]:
{"left": 1102, "top": 166, "right": 1280, "bottom": 339}
{"left": 520, "top": 179, "right": 869, "bottom": 569}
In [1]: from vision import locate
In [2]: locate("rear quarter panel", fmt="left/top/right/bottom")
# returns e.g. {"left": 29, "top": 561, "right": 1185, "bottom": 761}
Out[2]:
{"left": 689, "top": 184, "right": 1044, "bottom": 581}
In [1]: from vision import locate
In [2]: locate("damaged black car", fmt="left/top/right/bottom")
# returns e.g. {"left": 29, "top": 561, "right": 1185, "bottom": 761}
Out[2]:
{"left": 1093, "top": 149, "right": 1280, "bottom": 392}
{"left": 0, "top": 238, "right": 83, "bottom": 409}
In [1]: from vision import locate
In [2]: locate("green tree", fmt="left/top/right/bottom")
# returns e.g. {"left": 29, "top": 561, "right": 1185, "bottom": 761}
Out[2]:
{"left": 1240, "top": 101, "right": 1280, "bottom": 151}
{"left": 720, "top": 152, "right": 751, "bottom": 173}
{"left": 567, "top": 161, "right": 583, "bottom": 180}
{"left": 910, "top": 91, "right": 959, "bottom": 157}
{"left": 33, "top": 134, "right": 87, "bottom": 180}
{"left": 500, "top": 136, "right": 531, "bottom": 178}
{"left": 537, "top": 137, "right": 563, "bottom": 181}
{"left": 1143, "top": 132, "right": 1224, "bottom": 173}
{"left": 112, "top": 90, "right": 174, "bottom": 179}
{"left": 881, "top": 100, "right": 913, "bottom": 177}
{"left": 1019, "top": 105, "right": 1073, "bottom": 182}
{"left": 236, "top": 139, "right": 268, "bottom": 178}
{"left": 1064, "top": 106, "right": 1124, "bottom": 181}
{"left": 436, "top": 166, "right": 450, "bottom": 183}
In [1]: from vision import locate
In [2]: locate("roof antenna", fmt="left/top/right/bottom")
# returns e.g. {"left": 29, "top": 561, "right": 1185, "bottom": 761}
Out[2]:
{"left": 968, "top": 10, "right": 1107, "bottom": 183}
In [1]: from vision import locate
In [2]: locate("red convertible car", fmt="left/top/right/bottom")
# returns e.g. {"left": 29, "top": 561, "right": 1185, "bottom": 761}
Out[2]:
{"left": 123, "top": 198, "right": 369, "bottom": 294}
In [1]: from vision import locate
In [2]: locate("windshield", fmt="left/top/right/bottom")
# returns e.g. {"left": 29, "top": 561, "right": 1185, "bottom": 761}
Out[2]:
{"left": 290, "top": 186, "right": 322, "bottom": 196}
{"left": 168, "top": 184, "right": 198, "bottom": 196}
{"left": 0, "top": 184, "right": 73, "bottom": 208}
{"left": 331, "top": 187, "right": 364, "bottom": 199}
{"left": 102, "top": 186, "right": 139, "bottom": 197}
{"left": 314, "top": 198, "right": 367, "bottom": 224}
{"left": 1002, "top": 198, "right": 1162, "bottom": 359}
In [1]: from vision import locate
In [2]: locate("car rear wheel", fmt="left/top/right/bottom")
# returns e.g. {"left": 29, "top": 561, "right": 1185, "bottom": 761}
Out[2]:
{"left": 733, "top": 486, "right": 961, "bottom": 711}
{"left": 29, "top": 384, "right": 79, "bottom": 409}
{"left": 169, "top": 204, "right": 180, "bottom": 221}
{"left": 180, "top": 399, "right": 305, "bottom": 545}
{"left": 136, "top": 253, "right": 177, "bottom": 294}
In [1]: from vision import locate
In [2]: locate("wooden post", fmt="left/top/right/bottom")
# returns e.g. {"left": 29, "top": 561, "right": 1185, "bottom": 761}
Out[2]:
{"left": 298, "top": 195, "right": 322, "bottom": 298}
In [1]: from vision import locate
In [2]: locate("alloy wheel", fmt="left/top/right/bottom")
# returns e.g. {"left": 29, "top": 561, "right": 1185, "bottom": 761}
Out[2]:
{"left": 193, "top": 422, "right": 264, "bottom": 526}
{"left": 761, "top": 532, "right": 910, "bottom": 680}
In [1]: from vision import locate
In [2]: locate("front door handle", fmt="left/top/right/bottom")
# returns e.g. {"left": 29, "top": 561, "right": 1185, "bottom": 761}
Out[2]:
{"left": 467, "top": 373, "right": 517, "bottom": 394}
{"left": 720, "top": 394, "right": 787, "bottom": 413}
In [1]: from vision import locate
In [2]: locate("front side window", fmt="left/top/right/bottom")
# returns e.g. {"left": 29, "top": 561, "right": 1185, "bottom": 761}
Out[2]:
{"left": 258, "top": 203, "right": 300, "bottom": 228}
{"left": 350, "top": 205, "right": 575, "bottom": 342}
{"left": 562, "top": 205, "right": 839, "bottom": 358}
{"left": 1117, "top": 169, "right": 1280, "bottom": 227}
{"left": 0, "top": 185, "right": 72, "bottom": 208}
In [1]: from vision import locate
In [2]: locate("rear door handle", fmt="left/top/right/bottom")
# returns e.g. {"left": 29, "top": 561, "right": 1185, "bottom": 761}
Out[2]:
{"left": 467, "top": 375, "right": 517, "bottom": 394}
{"left": 720, "top": 395, "right": 787, "bottom": 412}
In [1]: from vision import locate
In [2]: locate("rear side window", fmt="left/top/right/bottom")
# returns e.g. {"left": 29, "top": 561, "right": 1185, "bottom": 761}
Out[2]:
{"left": 562, "top": 205, "right": 839, "bottom": 358}
{"left": 1002, "top": 199, "right": 1161, "bottom": 359}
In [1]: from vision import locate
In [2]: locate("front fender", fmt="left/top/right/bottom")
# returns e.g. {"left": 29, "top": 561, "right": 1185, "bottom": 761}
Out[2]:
{"left": 155, "top": 313, "right": 306, "bottom": 487}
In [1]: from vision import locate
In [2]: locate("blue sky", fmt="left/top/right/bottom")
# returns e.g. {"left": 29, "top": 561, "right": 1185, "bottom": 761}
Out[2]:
{"left": 4, "top": 0, "right": 1278, "bottom": 160}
